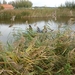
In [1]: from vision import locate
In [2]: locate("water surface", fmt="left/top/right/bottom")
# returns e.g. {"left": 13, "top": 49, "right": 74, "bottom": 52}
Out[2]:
{"left": 0, "top": 18, "right": 75, "bottom": 43}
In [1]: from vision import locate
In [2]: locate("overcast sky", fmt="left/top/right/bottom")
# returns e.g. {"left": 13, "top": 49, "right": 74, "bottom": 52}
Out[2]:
{"left": 1, "top": 0, "right": 74, "bottom": 7}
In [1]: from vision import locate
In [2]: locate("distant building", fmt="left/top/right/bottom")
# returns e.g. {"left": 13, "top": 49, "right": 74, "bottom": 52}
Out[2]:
{"left": 0, "top": 4, "right": 14, "bottom": 10}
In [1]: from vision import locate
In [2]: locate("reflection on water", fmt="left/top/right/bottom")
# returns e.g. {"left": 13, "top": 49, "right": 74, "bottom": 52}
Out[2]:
{"left": 0, "top": 18, "right": 75, "bottom": 43}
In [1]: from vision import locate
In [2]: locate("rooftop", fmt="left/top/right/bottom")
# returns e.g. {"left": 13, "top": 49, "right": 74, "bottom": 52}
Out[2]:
{"left": 1, "top": 4, "right": 14, "bottom": 8}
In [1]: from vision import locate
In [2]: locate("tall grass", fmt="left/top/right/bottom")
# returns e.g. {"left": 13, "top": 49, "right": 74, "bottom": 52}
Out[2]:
{"left": 0, "top": 8, "right": 74, "bottom": 19}
{"left": 0, "top": 24, "right": 75, "bottom": 75}
{"left": 0, "top": 8, "right": 53, "bottom": 19}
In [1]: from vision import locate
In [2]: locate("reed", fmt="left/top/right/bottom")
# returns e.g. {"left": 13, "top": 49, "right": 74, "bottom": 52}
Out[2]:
{"left": 0, "top": 26, "right": 75, "bottom": 75}
{"left": 0, "top": 8, "right": 75, "bottom": 20}
{"left": 0, "top": 24, "right": 75, "bottom": 75}
{"left": 1, "top": 8, "right": 75, "bottom": 21}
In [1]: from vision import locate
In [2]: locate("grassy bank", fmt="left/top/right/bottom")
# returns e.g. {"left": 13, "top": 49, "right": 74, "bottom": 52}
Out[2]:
{"left": 0, "top": 25, "right": 75, "bottom": 75}
{"left": 0, "top": 8, "right": 54, "bottom": 19}
{"left": 0, "top": 8, "right": 75, "bottom": 19}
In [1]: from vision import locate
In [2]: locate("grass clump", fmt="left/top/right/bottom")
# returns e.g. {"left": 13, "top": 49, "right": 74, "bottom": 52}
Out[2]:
{"left": 0, "top": 25, "right": 75, "bottom": 75}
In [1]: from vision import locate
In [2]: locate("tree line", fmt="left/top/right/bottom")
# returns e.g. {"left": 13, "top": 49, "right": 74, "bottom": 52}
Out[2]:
{"left": 0, "top": 0, "right": 33, "bottom": 8}
{"left": 59, "top": 1, "right": 75, "bottom": 9}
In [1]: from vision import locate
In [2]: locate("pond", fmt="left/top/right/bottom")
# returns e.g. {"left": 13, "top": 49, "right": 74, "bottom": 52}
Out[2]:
{"left": 0, "top": 18, "right": 75, "bottom": 44}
